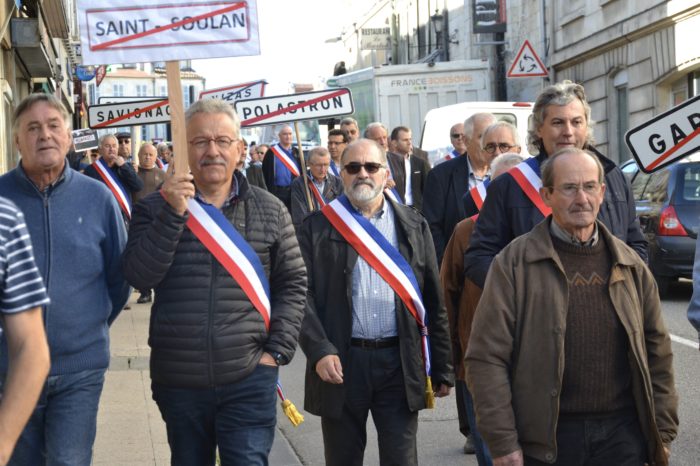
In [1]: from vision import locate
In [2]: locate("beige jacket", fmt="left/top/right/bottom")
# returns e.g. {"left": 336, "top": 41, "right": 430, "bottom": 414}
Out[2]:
{"left": 465, "top": 218, "right": 678, "bottom": 465}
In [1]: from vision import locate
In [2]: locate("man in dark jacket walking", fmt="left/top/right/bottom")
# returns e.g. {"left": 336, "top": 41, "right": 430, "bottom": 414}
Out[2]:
{"left": 123, "top": 99, "right": 307, "bottom": 466}
{"left": 465, "top": 81, "right": 647, "bottom": 288}
{"left": 299, "top": 138, "right": 453, "bottom": 466}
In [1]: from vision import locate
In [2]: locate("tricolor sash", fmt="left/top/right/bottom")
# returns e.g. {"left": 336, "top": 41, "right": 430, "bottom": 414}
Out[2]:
{"left": 321, "top": 195, "right": 432, "bottom": 379}
{"left": 271, "top": 144, "right": 300, "bottom": 177}
{"left": 444, "top": 149, "right": 460, "bottom": 161}
{"left": 508, "top": 157, "right": 552, "bottom": 217}
{"left": 155, "top": 158, "right": 164, "bottom": 169}
{"left": 185, "top": 197, "right": 271, "bottom": 329}
{"left": 307, "top": 177, "right": 327, "bottom": 207}
{"left": 330, "top": 160, "right": 340, "bottom": 176}
{"left": 468, "top": 179, "right": 490, "bottom": 211}
{"left": 92, "top": 159, "right": 132, "bottom": 219}
{"left": 384, "top": 161, "right": 404, "bottom": 204}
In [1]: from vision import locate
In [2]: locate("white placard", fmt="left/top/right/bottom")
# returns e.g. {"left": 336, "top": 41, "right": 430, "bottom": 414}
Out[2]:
{"left": 88, "top": 99, "right": 171, "bottom": 129}
{"left": 77, "top": 0, "right": 260, "bottom": 65}
{"left": 199, "top": 80, "right": 266, "bottom": 103}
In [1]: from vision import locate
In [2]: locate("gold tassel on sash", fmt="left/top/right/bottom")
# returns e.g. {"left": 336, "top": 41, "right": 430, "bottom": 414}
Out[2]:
{"left": 281, "top": 398, "right": 305, "bottom": 426}
{"left": 425, "top": 377, "right": 435, "bottom": 409}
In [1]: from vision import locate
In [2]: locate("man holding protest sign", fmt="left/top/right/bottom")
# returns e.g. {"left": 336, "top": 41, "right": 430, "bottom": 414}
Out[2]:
{"left": 262, "top": 125, "right": 302, "bottom": 210}
{"left": 123, "top": 99, "right": 307, "bottom": 465}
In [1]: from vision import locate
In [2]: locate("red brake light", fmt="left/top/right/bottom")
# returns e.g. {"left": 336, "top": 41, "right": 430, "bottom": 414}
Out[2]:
{"left": 658, "top": 206, "right": 688, "bottom": 236}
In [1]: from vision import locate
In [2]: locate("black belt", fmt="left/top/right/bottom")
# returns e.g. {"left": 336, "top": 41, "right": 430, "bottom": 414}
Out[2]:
{"left": 350, "top": 337, "right": 400, "bottom": 349}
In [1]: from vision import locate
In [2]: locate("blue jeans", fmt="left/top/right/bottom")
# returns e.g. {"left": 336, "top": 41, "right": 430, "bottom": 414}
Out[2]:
{"left": 464, "top": 383, "right": 493, "bottom": 466}
{"left": 152, "top": 363, "right": 279, "bottom": 466}
{"left": 2, "top": 368, "right": 106, "bottom": 466}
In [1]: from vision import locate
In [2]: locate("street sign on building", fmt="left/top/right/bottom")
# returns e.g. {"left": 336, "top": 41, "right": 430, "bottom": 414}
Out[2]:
{"left": 625, "top": 94, "right": 700, "bottom": 173}
{"left": 77, "top": 0, "right": 260, "bottom": 65}
{"left": 199, "top": 80, "right": 266, "bottom": 103}
{"left": 88, "top": 98, "right": 171, "bottom": 129}
{"left": 235, "top": 88, "right": 354, "bottom": 127}
{"left": 507, "top": 40, "right": 548, "bottom": 78}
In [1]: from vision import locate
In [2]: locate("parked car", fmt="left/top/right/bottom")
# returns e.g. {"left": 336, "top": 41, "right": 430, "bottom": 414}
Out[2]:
{"left": 621, "top": 155, "right": 700, "bottom": 295}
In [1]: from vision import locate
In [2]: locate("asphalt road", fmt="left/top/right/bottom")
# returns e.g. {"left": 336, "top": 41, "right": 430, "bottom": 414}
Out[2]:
{"left": 277, "top": 279, "right": 699, "bottom": 466}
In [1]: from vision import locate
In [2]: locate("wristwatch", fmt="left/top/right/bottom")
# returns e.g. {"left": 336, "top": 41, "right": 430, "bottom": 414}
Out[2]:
{"left": 269, "top": 351, "right": 287, "bottom": 366}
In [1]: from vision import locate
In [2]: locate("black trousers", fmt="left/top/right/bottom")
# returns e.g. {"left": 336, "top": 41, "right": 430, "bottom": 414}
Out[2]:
{"left": 321, "top": 345, "right": 418, "bottom": 466}
{"left": 525, "top": 413, "right": 647, "bottom": 466}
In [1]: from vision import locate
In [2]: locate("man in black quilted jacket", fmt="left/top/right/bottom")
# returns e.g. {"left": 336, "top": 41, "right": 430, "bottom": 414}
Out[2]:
{"left": 123, "top": 98, "right": 307, "bottom": 466}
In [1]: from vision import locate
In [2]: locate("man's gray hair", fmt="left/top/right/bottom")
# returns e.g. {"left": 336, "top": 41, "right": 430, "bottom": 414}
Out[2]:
{"left": 541, "top": 148, "right": 604, "bottom": 189}
{"left": 490, "top": 152, "right": 525, "bottom": 178}
{"left": 98, "top": 133, "right": 117, "bottom": 146}
{"left": 363, "top": 122, "right": 387, "bottom": 138}
{"left": 341, "top": 138, "right": 387, "bottom": 166}
{"left": 340, "top": 117, "right": 358, "bottom": 127}
{"left": 156, "top": 142, "right": 170, "bottom": 155}
{"left": 13, "top": 93, "right": 71, "bottom": 135}
{"left": 528, "top": 80, "right": 595, "bottom": 153}
{"left": 463, "top": 113, "right": 496, "bottom": 139}
{"left": 185, "top": 98, "right": 240, "bottom": 137}
{"left": 481, "top": 121, "right": 520, "bottom": 149}
{"left": 308, "top": 146, "right": 330, "bottom": 164}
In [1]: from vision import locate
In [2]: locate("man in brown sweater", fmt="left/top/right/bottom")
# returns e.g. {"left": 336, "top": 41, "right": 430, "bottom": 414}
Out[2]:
{"left": 465, "top": 148, "right": 678, "bottom": 466}
{"left": 133, "top": 142, "right": 165, "bottom": 304}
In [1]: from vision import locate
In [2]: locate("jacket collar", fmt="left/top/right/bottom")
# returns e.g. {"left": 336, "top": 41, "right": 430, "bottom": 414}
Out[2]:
{"left": 524, "top": 217, "right": 639, "bottom": 270}
{"left": 14, "top": 158, "right": 71, "bottom": 195}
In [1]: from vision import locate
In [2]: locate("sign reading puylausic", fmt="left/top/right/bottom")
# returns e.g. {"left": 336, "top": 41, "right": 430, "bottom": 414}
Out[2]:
{"left": 625, "top": 94, "right": 700, "bottom": 173}
{"left": 77, "top": 0, "right": 260, "bottom": 65}
{"left": 235, "top": 88, "right": 354, "bottom": 127}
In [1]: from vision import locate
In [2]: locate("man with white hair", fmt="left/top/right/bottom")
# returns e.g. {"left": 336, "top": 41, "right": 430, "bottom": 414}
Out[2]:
{"left": 299, "top": 138, "right": 453, "bottom": 466}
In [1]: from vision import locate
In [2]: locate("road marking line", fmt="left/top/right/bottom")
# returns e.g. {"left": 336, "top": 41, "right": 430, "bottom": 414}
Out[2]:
{"left": 670, "top": 333, "right": 699, "bottom": 350}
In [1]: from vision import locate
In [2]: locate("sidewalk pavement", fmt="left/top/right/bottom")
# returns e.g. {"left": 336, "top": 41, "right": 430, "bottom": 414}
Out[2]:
{"left": 92, "top": 292, "right": 303, "bottom": 465}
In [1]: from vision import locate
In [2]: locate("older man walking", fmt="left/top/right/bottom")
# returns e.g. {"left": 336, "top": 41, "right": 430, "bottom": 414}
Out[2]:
{"left": 0, "top": 93, "right": 130, "bottom": 465}
{"left": 466, "top": 148, "right": 678, "bottom": 466}
{"left": 123, "top": 99, "right": 307, "bottom": 466}
{"left": 299, "top": 138, "right": 453, "bottom": 466}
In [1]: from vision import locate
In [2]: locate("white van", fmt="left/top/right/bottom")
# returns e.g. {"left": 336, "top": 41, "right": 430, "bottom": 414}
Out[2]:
{"left": 419, "top": 101, "right": 534, "bottom": 166}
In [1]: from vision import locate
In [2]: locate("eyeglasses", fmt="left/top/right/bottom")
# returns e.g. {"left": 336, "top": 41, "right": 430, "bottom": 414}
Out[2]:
{"left": 189, "top": 137, "right": 236, "bottom": 150}
{"left": 342, "top": 162, "right": 384, "bottom": 175}
{"left": 483, "top": 143, "right": 517, "bottom": 154}
{"left": 118, "top": 140, "right": 131, "bottom": 145}
{"left": 450, "top": 133, "right": 464, "bottom": 139}
{"left": 550, "top": 182, "right": 602, "bottom": 197}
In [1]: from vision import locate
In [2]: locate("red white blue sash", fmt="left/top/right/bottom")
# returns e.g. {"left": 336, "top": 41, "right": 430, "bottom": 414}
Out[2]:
{"left": 444, "top": 149, "right": 460, "bottom": 161}
{"left": 329, "top": 160, "right": 340, "bottom": 176}
{"left": 271, "top": 144, "right": 300, "bottom": 177}
{"left": 384, "top": 161, "right": 404, "bottom": 204}
{"left": 185, "top": 197, "right": 271, "bottom": 329}
{"left": 307, "top": 177, "right": 327, "bottom": 207}
{"left": 92, "top": 159, "right": 132, "bottom": 219}
{"left": 321, "top": 195, "right": 431, "bottom": 376}
{"left": 507, "top": 157, "right": 552, "bottom": 217}
{"left": 468, "top": 179, "right": 490, "bottom": 211}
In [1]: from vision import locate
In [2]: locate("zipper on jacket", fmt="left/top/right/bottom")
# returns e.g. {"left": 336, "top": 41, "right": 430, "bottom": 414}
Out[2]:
{"left": 207, "top": 257, "right": 216, "bottom": 387}
{"left": 42, "top": 186, "right": 51, "bottom": 330}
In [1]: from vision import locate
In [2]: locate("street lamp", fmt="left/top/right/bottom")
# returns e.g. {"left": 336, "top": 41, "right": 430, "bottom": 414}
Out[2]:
{"left": 431, "top": 9, "right": 444, "bottom": 51}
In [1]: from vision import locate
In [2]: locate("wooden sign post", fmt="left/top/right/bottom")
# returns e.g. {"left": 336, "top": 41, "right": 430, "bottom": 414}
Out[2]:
{"left": 166, "top": 61, "right": 190, "bottom": 175}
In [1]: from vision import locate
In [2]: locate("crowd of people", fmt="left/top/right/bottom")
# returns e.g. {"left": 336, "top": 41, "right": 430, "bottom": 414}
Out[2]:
{"left": 0, "top": 81, "right": 685, "bottom": 466}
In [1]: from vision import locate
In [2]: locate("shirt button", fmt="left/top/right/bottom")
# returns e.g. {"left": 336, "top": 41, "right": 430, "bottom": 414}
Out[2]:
{"left": 372, "top": 314, "right": 377, "bottom": 318}
{"left": 545, "top": 452, "right": 554, "bottom": 461}
{"left": 550, "top": 389, "right": 558, "bottom": 397}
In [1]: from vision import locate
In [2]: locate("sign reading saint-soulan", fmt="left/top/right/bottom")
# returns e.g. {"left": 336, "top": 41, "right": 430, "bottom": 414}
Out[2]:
{"left": 77, "top": 0, "right": 260, "bottom": 65}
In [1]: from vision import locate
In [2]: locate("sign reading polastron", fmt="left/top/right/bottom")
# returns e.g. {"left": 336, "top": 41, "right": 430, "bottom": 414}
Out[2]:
{"left": 235, "top": 88, "right": 354, "bottom": 127}
{"left": 625, "top": 94, "right": 700, "bottom": 173}
{"left": 77, "top": 0, "right": 260, "bottom": 65}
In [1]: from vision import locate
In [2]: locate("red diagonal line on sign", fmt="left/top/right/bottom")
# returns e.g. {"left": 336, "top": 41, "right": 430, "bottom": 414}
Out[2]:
{"left": 91, "top": 2, "right": 245, "bottom": 51}
{"left": 241, "top": 89, "right": 347, "bottom": 126}
{"left": 646, "top": 127, "right": 700, "bottom": 171}
{"left": 93, "top": 100, "right": 169, "bottom": 128}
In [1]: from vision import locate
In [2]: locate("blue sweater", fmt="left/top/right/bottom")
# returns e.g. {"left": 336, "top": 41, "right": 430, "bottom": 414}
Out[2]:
{"left": 0, "top": 163, "right": 130, "bottom": 375}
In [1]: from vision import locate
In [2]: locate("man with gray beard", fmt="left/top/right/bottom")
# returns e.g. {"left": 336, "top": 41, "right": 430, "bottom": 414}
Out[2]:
{"left": 299, "top": 139, "right": 453, "bottom": 466}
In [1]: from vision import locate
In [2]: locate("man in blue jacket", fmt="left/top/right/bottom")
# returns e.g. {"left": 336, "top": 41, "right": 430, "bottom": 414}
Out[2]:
{"left": 464, "top": 81, "right": 647, "bottom": 288}
{"left": 0, "top": 93, "right": 130, "bottom": 466}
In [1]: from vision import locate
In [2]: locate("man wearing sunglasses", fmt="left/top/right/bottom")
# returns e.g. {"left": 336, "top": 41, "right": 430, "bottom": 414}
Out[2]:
{"left": 299, "top": 138, "right": 453, "bottom": 466}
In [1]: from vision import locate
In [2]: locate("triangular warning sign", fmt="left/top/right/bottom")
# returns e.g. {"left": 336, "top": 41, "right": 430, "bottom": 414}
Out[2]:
{"left": 508, "top": 40, "right": 548, "bottom": 78}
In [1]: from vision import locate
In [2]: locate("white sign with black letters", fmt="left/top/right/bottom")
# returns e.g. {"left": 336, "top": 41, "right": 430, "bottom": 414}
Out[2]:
{"left": 625, "top": 94, "right": 700, "bottom": 173}
{"left": 77, "top": 0, "right": 260, "bottom": 65}
{"left": 88, "top": 99, "right": 171, "bottom": 129}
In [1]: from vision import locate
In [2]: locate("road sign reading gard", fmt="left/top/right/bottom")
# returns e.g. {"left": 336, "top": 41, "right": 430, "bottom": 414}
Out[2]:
{"left": 235, "top": 88, "right": 354, "bottom": 127}
{"left": 77, "top": 0, "right": 260, "bottom": 65}
{"left": 625, "top": 94, "right": 700, "bottom": 173}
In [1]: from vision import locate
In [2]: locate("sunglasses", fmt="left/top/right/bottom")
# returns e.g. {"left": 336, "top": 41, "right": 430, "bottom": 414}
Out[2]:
{"left": 450, "top": 133, "right": 463, "bottom": 139}
{"left": 343, "top": 162, "right": 384, "bottom": 175}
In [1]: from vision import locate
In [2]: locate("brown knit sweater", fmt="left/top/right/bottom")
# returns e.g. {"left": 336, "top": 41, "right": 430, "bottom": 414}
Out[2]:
{"left": 552, "top": 234, "right": 634, "bottom": 416}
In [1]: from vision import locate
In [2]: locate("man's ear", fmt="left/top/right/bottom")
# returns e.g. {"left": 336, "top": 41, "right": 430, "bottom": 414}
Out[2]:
{"left": 540, "top": 186, "right": 552, "bottom": 207}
